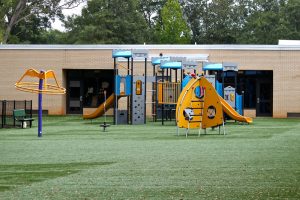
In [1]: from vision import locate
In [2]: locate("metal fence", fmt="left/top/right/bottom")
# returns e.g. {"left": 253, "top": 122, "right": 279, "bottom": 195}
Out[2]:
{"left": 0, "top": 100, "right": 32, "bottom": 128}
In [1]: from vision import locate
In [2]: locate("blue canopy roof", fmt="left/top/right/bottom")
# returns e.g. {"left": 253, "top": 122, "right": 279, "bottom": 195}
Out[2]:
{"left": 112, "top": 50, "right": 132, "bottom": 58}
{"left": 160, "top": 61, "right": 182, "bottom": 69}
{"left": 203, "top": 63, "right": 223, "bottom": 71}
{"left": 151, "top": 57, "right": 170, "bottom": 65}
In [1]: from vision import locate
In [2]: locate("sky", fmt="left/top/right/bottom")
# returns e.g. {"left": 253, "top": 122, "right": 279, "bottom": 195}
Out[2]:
{"left": 51, "top": 1, "right": 87, "bottom": 31}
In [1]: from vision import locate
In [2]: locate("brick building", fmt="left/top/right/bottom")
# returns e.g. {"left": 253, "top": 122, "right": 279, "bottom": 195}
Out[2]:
{"left": 0, "top": 44, "right": 299, "bottom": 118}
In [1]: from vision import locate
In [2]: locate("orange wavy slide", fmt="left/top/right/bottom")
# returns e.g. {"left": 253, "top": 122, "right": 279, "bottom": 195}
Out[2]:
{"left": 83, "top": 93, "right": 116, "bottom": 119}
{"left": 220, "top": 96, "right": 253, "bottom": 123}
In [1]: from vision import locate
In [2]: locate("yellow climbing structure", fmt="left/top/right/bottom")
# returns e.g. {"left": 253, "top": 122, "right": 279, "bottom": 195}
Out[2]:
{"left": 176, "top": 76, "right": 223, "bottom": 132}
{"left": 176, "top": 76, "right": 252, "bottom": 136}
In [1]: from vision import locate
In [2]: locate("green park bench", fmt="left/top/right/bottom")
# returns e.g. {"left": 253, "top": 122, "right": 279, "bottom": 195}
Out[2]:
{"left": 13, "top": 109, "right": 34, "bottom": 128}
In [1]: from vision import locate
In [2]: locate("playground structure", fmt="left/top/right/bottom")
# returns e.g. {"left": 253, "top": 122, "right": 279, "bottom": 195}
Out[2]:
{"left": 82, "top": 50, "right": 252, "bottom": 132}
{"left": 15, "top": 69, "right": 66, "bottom": 137}
{"left": 151, "top": 55, "right": 199, "bottom": 124}
{"left": 83, "top": 49, "right": 149, "bottom": 125}
{"left": 203, "top": 62, "right": 244, "bottom": 116}
{"left": 176, "top": 75, "right": 252, "bottom": 137}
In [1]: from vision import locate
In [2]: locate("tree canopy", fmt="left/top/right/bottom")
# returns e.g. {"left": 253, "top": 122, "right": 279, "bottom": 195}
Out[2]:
{"left": 1, "top": 0, "right": 300, "bottom": 44}
{"left": 0, "top": 0, "right": 85, "bottom": 44}
{"left": 63, "top": 0, "right": 148, "bottom": 44}
{"left": 157, "top": 0, "right": 191, "bottom": 44}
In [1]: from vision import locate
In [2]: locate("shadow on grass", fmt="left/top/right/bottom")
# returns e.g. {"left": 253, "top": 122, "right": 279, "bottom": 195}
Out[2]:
{"left": 0, "top": 162, "right": 114, "bottom": 192}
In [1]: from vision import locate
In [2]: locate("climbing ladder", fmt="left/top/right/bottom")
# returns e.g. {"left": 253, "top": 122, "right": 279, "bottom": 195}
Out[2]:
{"left": 176, "top": 75, "right": 228, "bottom": 137}
{"left": 184, "top": 91, "right": 205, "bottom": 137}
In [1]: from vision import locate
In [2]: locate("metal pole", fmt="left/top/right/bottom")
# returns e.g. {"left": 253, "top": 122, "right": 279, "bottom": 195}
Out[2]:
{"left": 3, "top": 101, "right": 6, "bottom": 127}
{"left": 104, "top": 90, "right": 107, "bottom": 123}
{"left": 166, "top": 69, "right": 169, "bottom": 81}
{"left": 155, "top": 72, "right": 158, "bottom": 122}
{"left": 222, "top": 71, "right": 225, "bottom": 98}
{"left": 242, "top": 91, "right": 245, "bottom": 116}
{"left": 131, "top": 57, "right": 134, "bottom": 124}
{"left": 181, "top": 69, "right": 184, "bottom": 90}
{"left": 144, "top": 58, "right": 147, "bottom": 124}
{"left": 152, "top": 65, "right": 155, "bottom": 122}
{"left": 162, "top": 69, "right": 164, "bottom": 125}
{"left": 113, "top": 58, "right": 117, "bottom": 125}
{"left": 30, "top": 100, "right": 32, "bottom": 118}
{"left": 13, "top": 100, "right": 16, "bottom": 127}
{"left": 127, "top": 58, "right": 130, "bottom": 124}
{"left": 1, "top": 101, "right": 4, "bottom": 128}
{"left": 38, "top": 74, "right": 44, "bottom": 137}
{"left": 235, "top": 72, "right": 237, "bottom": 111}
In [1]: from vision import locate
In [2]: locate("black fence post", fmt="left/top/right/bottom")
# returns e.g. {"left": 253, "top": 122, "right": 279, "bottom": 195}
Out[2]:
{"left": 30, "top": 100, "right": 33, "bottom": 118}
{"left": 24, "top": 100, "right": 27, "bottom": 117}
{"left": 242, "top": 91, "right": 245, "bottom": 116}
{"left": 13, "top": 100, "right": 16, "bottom": 127}
{"left": 30, "top": 100, "right": 33, "bottom": 127}
{"left": 3, "top": 100, "right": 6, "bottom": 128}
{"left": 1, "top": 101, "right": 3, "bottom": 128}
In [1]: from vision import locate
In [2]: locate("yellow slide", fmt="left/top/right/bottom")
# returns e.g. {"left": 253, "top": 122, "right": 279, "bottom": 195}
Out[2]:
{"left": 83, "top": 93, "right": 115, "bottom": 119}
{"left": 220, "top": 97, "right": 253, "bottom": 123}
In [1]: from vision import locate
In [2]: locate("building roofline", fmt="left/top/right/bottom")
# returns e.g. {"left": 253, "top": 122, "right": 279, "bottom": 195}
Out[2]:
{"left": 1, "top": 44, "right": 300, "bottom": 51}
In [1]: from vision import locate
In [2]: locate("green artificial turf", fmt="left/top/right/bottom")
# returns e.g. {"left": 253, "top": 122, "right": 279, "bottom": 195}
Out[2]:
{"left": 0, "top": 116, "right": 299, "bottom": 199}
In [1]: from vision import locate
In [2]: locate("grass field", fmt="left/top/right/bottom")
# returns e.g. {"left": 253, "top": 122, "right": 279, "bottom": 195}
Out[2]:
{"left": 0, "top": 116, "right": 300, "bottom": 200}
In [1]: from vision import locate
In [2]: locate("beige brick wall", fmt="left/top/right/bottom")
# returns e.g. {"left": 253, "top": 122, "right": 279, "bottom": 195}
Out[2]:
{"left": 1, "top": 46, "right": 299, "bottom": 118}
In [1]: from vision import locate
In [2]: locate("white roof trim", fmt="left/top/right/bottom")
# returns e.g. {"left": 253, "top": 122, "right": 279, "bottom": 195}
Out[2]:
{"left": 278, "top": 40, "right": 300, "bottom": 45}
{"left": 0, "top": 44, "right": 300, "bottom": 51}
{"left": 117, "top": 53, "right": 209, "bottom": 62}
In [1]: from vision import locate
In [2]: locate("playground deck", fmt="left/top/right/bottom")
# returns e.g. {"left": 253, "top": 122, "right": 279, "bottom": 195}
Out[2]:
{"left": 0, "top": 116, "right": 299, "bottom": 199}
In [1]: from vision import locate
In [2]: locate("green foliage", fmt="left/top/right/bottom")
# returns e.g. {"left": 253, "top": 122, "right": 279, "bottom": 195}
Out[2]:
{"left": 64, "top": 0, "right": 148, "bottom": 44}
{"left": 0, "top": 0, "right": 13, "bottom": 43}
{"left": 157, "top": 0, "right": 191, "bottom": 44}
{"left": 282, "top": 0, "right": 300, "bottom": 39}
{"left": 1, "top": 0, "right": 300, "bottom": 44}
{"left": 138, "top": 0, "right": 167, "bottom": 42}
{"left": 8, "top": 14, "right": 51, "bottom": 44}
{"left": 1, "top": 0, "right": 83, "bottom": 44}
{"left": 182, "top": 0, "right": 300, "bottom": 44}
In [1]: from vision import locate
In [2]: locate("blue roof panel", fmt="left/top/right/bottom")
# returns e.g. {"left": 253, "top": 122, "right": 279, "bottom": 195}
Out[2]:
{"left": 151, "top": 56, "right": 170, "bottom": 65}
{"left": 203, "top": 63, "right": 223, "bottom": 71}
{"left": 152, "top": 58, "right": 161, "bottom": 65}
{"left": 160, "top": 61, "right": 182, "bottom": 69}
{"left": 112, "top": 50, "right": 132, "bottom": 58}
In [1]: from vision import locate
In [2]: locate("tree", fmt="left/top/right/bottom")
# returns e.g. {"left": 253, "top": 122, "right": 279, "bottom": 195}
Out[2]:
{"left": 282, "top": 0, "right": 300, "bottom": 39}
{"left": 138, "top": 0, "right": 166, "bottom": 42}
{"left": 237, "top": 0, "right": 290, "bottom": 44}
{"left": 182, "top": 0, "right": 245, "bottom": 44}
{"left": 139, "top": 0, "right": 166, "bottom": 28}
{"left": 64, "top": 0, "right": 148, "bottom": 44}
{"left": 158, "top": 0, "right": 191, "bottom": 44}
{"left": 180, "top": 0, "right": 207, "bottom": 44}
{"left": 1, "top": 0, "right": 85, "bottom": 44}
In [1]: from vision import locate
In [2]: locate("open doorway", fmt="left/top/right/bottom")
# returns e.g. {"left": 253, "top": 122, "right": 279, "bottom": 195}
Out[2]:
{"left": 237, "top": 70, "right": 273, "bottom": 117}
{"left": 65, "top": 69, "right": 114, "bottom": 114}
